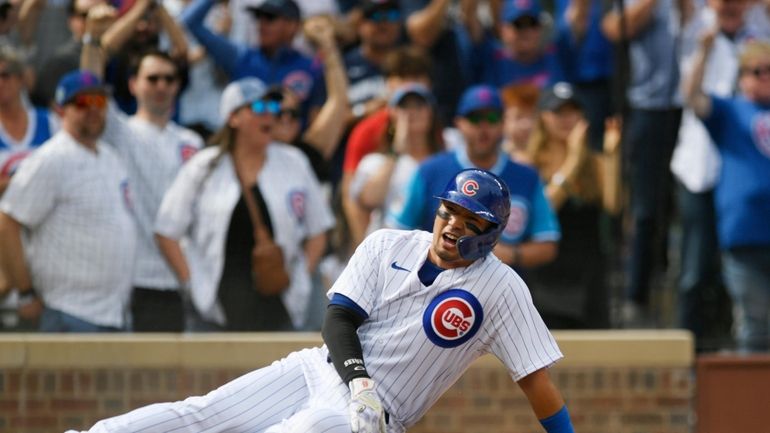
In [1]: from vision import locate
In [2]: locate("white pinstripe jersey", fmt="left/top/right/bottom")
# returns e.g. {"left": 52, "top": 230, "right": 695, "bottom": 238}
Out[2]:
{"left": 103, "top": 108, "right": 203, "bottom": 289}
{"left": 328, "top": 229, "right": 563, "bottom": 428}
{"left": 0, "top": 131, "right": 136, "bottom": 328}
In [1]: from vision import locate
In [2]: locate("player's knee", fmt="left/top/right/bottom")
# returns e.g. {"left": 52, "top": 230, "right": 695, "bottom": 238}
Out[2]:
{"left": 284, "top": 407, "right": 350, "bottom": 433}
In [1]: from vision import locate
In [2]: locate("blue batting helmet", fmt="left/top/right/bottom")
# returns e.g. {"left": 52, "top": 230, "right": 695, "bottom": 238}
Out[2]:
{"left": 435, "top": 169, "right": 511, "bottom": 260}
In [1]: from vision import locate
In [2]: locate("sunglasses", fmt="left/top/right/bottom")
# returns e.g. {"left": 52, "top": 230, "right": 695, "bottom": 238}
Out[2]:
{"left": 278, "top": 108, "right": 301, "bottom": 120}
{"left": 252, "top": 11, "right": 279, "bottom": 22}
{"left": 365, "top": 9, "right": 401, "bottom": 23}
{"left": 741, "top": 64, "right": 770, "bottom": 78}
{"left": 466, "top": 110, "right": 502, "bottom": 125}
{"left": 250, "top": 99, "right": 281, "bottom": 115}
{"left": 511, "top": 16, "right": 540, "bottom": 30}
{"left": 145, "top": 73, "right": 178, "bottom": 84}
{"left": 70, "top": 93, "right": 108, "bottom": 110}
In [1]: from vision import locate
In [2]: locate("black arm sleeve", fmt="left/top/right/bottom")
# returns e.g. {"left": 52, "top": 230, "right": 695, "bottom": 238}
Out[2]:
{"left": 322, "top": 304, "right": 370, "bottom": 385}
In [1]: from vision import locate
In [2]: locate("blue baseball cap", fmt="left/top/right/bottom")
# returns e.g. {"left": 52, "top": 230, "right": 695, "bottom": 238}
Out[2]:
{"left": 247, "top": 0, "right": 300, "bottom": 20}
{"left": 54, "top": 70, "right": 108, "bottom": 106}
{"left": 388, "top": 83, "right": 435, "bottom": 107}
{"left": 502, "top": 0, "right": 542, "bottom": 23}
{"left": 456, "top": 85, "right": 503, "bottom": 117}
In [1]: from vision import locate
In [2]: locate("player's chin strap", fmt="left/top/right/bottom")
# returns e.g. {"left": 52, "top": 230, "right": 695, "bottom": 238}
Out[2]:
{"left": 457, "top": 224, "right": 502, "bottom": 260}
{"left": 539, "top": 405, "right": 575, "bottom": 433}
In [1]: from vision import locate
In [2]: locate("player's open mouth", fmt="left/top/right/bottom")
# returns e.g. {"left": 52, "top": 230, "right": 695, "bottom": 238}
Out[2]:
{"left": 442, "top": 233, "right": 458, "bottom": 248}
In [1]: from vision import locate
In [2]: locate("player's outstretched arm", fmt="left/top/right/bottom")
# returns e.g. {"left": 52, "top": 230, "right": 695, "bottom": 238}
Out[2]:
{"left": 517, "top": 368, "right": 576, "bottom": 433}
{"left": 322, "top": 303, "right": 386, "bottom": 433}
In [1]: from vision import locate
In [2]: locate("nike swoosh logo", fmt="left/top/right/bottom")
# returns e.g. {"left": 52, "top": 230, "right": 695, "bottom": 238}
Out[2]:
{"left": 391, "top": 261, "right": 410, "bottom": 272}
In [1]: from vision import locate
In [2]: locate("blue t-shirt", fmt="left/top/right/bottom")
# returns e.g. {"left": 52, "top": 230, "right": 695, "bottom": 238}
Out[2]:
{"left": 389, "top": 148, "right": 561, "bottom": 245}
{"left": 473, "top": 36, "right": 565, "bottom": 89}
{"left": 554, "top": 0, "right": 613, "bottom": 83}
{"left": 703, "top": 95, "right": 770, "bottom": 249}
{"left": 181, "top": 0, "right": 326, "bottom": 120}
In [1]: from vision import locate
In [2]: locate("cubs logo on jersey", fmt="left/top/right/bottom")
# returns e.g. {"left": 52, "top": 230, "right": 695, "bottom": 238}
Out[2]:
{"left": 288, "top": 190, "right": 306, "bottom": 224}
{"left": 0, "top": 151, "right": 32, "bottom": 177}
{"left": 179, "top": 143, "right": 198, "bottom": 163}
{"left": 752, "top": 112, "right": 770, "bottom": 159}
{"left": 283, "top": 71, "right": 314, "bottom": 102}
{"left": 423, "top": 289, "right": 484, "bottom": 348}
{"left": 120, "top": 179, "right": 133, "bottom": 212}
{"left": 502, "top": 197, "right": 529, "bottom": 240}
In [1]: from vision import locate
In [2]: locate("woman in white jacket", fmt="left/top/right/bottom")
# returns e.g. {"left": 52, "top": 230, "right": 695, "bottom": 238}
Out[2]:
{"left": 154, "top": 78, "right": 334, "bottom": 331}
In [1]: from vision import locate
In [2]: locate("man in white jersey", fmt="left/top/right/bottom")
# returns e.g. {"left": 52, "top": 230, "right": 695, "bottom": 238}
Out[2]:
{"left": 67, "top": 169, "right": 575, "bottom": 433}
{"left": 81, "top": 15, "right": 204, "bottom": 331}
{"left": 0, "top": 70, "right": 136, "bottom": 332}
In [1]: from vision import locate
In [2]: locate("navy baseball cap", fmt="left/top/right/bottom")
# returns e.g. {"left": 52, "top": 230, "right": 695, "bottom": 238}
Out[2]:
{"left": 361, "top": 0, "right": 400, "bottom": 16}
{"left": 456, "top": 85, "right": 503, "bottom": 117}
{"left": 54, "top": 70, "right": 108, "bottom": 106}
{"left": 388, "top": 83, "right": 435, "bottom": 107}
{"left": 502, "top": 0, "right": 542, "bottom": 23}
{"left": 537, "top": 82, "right": 583, "bottom": 112}
{"left": 247, "top": 0, "right": 300, "bottom": 20}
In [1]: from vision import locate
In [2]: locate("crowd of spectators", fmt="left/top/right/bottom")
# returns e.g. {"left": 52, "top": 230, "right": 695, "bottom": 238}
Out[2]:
{"left": 0, "top": 0, "right": 768, "bottom": 353}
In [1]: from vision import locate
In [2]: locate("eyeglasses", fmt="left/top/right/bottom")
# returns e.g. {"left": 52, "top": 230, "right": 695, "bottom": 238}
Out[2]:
{"left": 70, "top": 93, "right": 108, "bottom": 110}
{"left": 466, "top": 110, "right": 502, "bottom": 125}
{"left": 365, "top": 9, "right": 401, "bottom": 23}
{"left": 741, "top": 64, "right": 770, "bottom": 78}
{"left": 278, "top": 108, "right": 301, "bottom": 120}
{"left": 511, "top": 16, "right": 540, "bottom": 30}
{"left": 0, "top": 70, "right": 16, "bottom": 80}
{"left": 252, "top": 11, "right": 279, "bottom": 22}
{"left": 145, "top": 73, "right": 178, "bottom": 85}
{"left": 73, "top": 11, "right": 88, "bottom": 19}
{"left": 250, "top": 99, "right": 281, "bottom": 115}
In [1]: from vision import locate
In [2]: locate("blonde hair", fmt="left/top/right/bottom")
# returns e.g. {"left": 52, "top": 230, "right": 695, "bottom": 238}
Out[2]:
{"left": 527, "top": 117, "right": 601, "bottom": 204}
{"left": 739, "top": 40, "right": 770, "bottom": 69}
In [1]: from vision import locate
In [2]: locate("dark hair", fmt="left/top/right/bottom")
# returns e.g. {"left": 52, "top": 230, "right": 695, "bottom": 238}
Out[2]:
{"left": 128, "top": 49, "right": 179, "bottom": 78}
{"left": 382, "top": 45, "right": 432, "bottom": 80}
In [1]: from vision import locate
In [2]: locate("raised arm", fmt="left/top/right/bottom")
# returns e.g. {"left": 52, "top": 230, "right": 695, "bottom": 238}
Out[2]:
{"left": 564, "top": 0, "right": 591, "bottom": 41}
{"left": 156, "top": 2, "right": 189, "bottom": 61}
{"left": 406, "top": 0, "right": 451, "bottom": 48}
{"left": 683, "top": 28, "right": 716, "bottom": 119}
{"left": 80, "top": 4, "right": 117, "bottom": 80}
{"left": 180, "top": 0, "right": 239, "bottom": 75}
{"left": 301, "top": 15, "right": 351, "bottom": 160}
{"left": 601, "top": 0, "right": 657, "bottom": 42}
{"left": 101, "top": 0, "right": 154, "bottom": 56}
{"left": 17, "top": 0, "right": 46, "bottom": 46}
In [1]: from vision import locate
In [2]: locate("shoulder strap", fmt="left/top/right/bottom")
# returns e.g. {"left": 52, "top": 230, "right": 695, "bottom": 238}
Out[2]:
{"left": 234, "top": 162, "right": 270, "bottom": 243}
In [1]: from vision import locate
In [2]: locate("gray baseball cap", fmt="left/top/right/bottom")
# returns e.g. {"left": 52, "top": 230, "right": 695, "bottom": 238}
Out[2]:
{"left": 219, "top": 78, "right": 270, "bottom": 122}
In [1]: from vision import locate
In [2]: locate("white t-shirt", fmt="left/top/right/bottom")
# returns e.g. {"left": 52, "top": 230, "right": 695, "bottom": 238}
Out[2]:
{"left": 155, "top": 143, "right": 335, "bottom": 327}
{"left": 103, "top": 108, "right": 203, "bottom": 289}
{"left": 329, "top": 229, "right": 562, "bottom": 428}
{"left": 0, "top": 131, "right": 137, "bottom": 328}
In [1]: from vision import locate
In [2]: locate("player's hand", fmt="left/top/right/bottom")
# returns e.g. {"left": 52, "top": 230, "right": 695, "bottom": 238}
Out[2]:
{"left": 348, "top": 378, "right": 386, "bottom": 433}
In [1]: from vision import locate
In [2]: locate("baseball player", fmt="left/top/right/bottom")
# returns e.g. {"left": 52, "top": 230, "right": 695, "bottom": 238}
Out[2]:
{"left": 67, "top": 169, "right": 575, "bottom": 433}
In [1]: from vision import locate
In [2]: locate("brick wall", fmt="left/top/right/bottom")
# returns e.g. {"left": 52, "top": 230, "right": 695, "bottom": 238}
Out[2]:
{"left": 0, "top": 331, "right": 695, "bottom": 433}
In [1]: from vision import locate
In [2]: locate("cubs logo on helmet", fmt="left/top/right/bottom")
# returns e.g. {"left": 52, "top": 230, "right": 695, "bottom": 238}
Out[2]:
{"left": 461, "top": 179, "right": 479, "bottom": 196}
{"left": 423, "top": 289, "right": 484, "bottom": 348}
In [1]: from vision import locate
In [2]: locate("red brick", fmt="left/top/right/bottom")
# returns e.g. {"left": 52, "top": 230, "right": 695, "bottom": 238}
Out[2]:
{"left": 0, "top": 400, "right": 18, "bottom": 412}
{"left": 7, "top": 372, "right": 21, "bottom": 393}
{"left": 10, "top": 416, "right": 57, "bottom": 428}
{"left": 60, "top": 372, "right": 75, "bottom": 393}
{"left": 51, "top": 399, "right": 98, "bottom": 411}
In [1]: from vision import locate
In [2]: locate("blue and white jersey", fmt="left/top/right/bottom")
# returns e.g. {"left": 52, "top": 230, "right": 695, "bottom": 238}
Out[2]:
{"left": 388, "top": 148, "right": 561, "bottom": 245}
{"left": 0, "top": 106, "right": 56, "bottom": 178}
{"left": 702, "top": 95, "right": 770, "bottom": 249}
{"left": 473, "top": 37, "right": 565, "bottom": 89}
{"left": 328, "top": 229, "right": 563, "bottom": 428}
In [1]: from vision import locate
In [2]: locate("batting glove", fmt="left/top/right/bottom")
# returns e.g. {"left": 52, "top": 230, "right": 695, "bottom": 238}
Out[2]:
{"left": 348, "top": 378, "right": 386, "bottom": 433}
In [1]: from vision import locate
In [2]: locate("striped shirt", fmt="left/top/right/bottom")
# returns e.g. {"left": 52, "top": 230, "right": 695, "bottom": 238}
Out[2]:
{"left": 155, "top": 144, "right": 335, "bottom": 327}
{"left": 0, "top": 130, "right": 136, "bottom": 328}
{"left": 328, "top": 229, "right": 563, "bottom": 427}
{"left": 103, "top": 107, "right": 203, "bottom": 289}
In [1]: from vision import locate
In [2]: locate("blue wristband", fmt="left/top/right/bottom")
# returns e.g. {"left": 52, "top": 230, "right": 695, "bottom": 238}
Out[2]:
{"left": 539, "top": 405, "right": 575, "bottom": 433}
